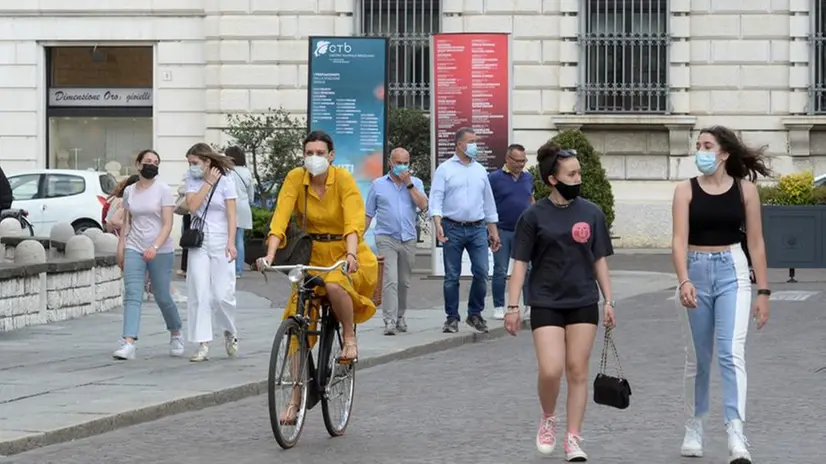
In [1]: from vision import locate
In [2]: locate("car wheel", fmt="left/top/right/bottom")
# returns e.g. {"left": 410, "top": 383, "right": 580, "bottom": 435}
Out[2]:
{"left": 72, "top": 219, "right": 101, "bottom": 234}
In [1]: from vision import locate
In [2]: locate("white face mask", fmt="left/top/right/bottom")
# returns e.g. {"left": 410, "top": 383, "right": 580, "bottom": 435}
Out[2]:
{"left": 304, "top": 155, "right": 330, "bottom": 176}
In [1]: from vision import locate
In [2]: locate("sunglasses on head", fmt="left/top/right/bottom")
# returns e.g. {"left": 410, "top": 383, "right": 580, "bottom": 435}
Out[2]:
{"left": 549, "top": 149, "right": 577, "bottom": 169}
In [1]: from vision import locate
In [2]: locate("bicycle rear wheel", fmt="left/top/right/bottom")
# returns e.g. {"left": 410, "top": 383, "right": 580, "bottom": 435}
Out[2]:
{"left": 319, "top": 316, "right": 356, "bottom": 437}
{"left": 268, "top": 317, "right": 310, "bottom": 449}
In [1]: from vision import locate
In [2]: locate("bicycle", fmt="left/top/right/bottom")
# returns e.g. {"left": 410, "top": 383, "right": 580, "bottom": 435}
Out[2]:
{"left": 257, "top": 259, "right": 357, "bottom": 450}
{"left": 0, "top": 209, "right": 34, "bottom": 236}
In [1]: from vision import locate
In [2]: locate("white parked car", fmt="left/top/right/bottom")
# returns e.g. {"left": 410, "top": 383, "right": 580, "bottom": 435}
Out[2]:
{"left": 8, "top": 169, "right": 117, "bottom": 236}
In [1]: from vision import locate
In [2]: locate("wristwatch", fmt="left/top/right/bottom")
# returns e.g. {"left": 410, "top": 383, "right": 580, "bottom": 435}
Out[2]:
{"left": 406, "top": 183, "right": 414, "bottom": 190}
{"left": 757, "top": 289, "right": 771, "bottom": 296}
{"left": 605, "top": 300, "right": 616, "bottom": 308}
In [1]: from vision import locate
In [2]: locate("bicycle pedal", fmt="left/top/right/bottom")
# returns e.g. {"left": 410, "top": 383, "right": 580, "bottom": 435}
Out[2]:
{"left": 337, "top": 357, "right": 358, "bottom": 365}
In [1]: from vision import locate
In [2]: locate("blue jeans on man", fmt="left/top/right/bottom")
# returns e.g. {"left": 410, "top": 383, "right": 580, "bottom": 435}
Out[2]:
{"left": 442, "top": 220, "right": 489, "bottom": 331}
{"left": 492, "top": 229, "right": 529, "bottom": 309}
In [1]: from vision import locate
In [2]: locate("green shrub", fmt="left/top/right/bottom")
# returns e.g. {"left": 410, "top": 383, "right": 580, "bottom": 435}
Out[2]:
{"left": 388, "top": 106, "right": 431, "bottom": 190}
{"left": 250, "top": 206, "right": 272, "bottom": 239}
{"left": 758, "top": 171, "right": 826, "bottom": 205}
{"left": 527, "top": 129, "right": 616, "bottom": 231}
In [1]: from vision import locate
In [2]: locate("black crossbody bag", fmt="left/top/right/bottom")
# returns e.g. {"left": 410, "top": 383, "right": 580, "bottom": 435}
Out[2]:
{"left": 179, "top": 183, "right": 217, "bottom": 249}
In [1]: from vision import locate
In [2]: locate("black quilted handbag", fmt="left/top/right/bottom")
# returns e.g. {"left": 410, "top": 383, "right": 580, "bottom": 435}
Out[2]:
{"left": 272, "top": 185, "right": 312, "bottom": 270}
{"left": 593, "top": 326, "right": 632, "bottom": 410}
{"left": 179, "top": 185, "right": 217, "bottom": 249}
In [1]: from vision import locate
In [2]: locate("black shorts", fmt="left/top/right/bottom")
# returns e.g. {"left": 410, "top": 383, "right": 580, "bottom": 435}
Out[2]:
{"left": 530, "top": 304, "right": 599, "bottom": 330}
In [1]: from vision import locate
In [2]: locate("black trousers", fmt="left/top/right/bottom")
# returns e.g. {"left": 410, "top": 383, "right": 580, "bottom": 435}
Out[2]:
{"left": 180, "top": 214, "right": 191, "bottom": 272}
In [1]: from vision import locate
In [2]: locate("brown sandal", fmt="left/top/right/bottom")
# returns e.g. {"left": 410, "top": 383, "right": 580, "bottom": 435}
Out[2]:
{"left": 279, "top": 401, "right": 300, "bottom": 425}
{"left": 339, "top": 339, "right": 359, "bottom": 363}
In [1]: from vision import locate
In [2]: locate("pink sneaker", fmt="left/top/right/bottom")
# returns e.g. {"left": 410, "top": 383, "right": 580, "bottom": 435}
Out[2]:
{"left": 535, "top": 415, "right": 557, "bottom": 455}
{"left": 564, "top": 433, "right": 587, "bottom": 461}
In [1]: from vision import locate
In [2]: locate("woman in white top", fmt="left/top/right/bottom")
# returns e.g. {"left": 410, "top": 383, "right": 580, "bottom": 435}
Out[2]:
{"left": 114, "top": 150, "right": 183, "bottom": 361}
{"left": 225, "top": 146, "right": 254, "bottom": 278}
{"left": 184, "top": 143, "right": 239, "bottom": 362}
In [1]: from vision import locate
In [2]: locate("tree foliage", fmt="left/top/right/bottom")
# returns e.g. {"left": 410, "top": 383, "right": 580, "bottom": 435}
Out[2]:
{"left": 387, "top": 106, "right": 432, "bottom": 189}
{"left": 220, "top": 107, "right": 305, "bottom": 205}
{"left": 528, "top": 129, "right": 616, "bottom": 230}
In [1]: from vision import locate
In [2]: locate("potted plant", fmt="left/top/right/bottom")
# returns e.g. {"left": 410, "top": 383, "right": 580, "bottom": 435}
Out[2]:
{"left": 242, "top": 206, "right": 272, "bottom": 266}
{"left": 758, "top": 171, "right": 826, "bottom": 279}
{"left": 527, "top": 129, "right": 616, "bottom": 232}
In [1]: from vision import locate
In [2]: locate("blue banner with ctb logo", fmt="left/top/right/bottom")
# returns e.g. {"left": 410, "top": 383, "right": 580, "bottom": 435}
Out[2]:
{"left": 307, "top": 36, "right": 389, "bottom": 252}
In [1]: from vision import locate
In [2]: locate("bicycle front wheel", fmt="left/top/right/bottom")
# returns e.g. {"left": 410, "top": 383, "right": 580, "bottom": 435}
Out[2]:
{"left": 268, "top": 317, "right": 310, "bottom": 449}
{"left": 319, "top": 319, "right": 356, "bottom": 437}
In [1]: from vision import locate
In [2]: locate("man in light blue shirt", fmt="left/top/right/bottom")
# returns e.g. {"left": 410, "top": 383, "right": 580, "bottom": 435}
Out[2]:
{"left": 365, "top": 147, "right": 428, "bottom": 336}
{"left": 429, "top": 127, "right": 501, "bottom": 334}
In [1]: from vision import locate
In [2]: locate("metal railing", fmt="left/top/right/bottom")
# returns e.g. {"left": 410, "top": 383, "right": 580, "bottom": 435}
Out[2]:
{"left": 358, "top": 0, "right": 439, "bottom": 110}
{"left": 812, "top": 0, "right": 826, "bottom": 114}
{"left": 578, "top": 0, "right": 670, "bottom": 114}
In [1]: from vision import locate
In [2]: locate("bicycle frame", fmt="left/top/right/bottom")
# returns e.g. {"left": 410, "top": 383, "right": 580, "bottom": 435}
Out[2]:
{"left": 261, "top": 260, "right": 350, "bottom": 402}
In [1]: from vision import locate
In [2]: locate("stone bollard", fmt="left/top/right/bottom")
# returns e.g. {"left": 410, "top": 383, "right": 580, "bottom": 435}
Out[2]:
{"left": 91, "top": 233, "right": 118, "bottom": 255}
{"left": 82, "top": 228, "right": 103, "bottom": 240}
{"left": 0, "top": 218, "right": 22, "bottom": 238}
{"left": 0, "top": 217, "right": 24, "bottom": 261}
{"left": 49, "top": 222, "right": 76, "bottom": 259}
{"left": 14, "top": 239, "right": 46, "bottom": 265}
{"left": 65, "top": 235, "right": 95, "bottom": 260}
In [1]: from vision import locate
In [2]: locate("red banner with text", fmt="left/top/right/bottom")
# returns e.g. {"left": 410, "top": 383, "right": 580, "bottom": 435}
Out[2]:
{"left": 432, "top": 33, "right": 511, "bottom": 172}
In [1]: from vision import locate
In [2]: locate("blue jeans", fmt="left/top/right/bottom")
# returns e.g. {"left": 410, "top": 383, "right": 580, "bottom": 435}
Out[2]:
{"left": 680, "top": 244, "right": 751, "bottom": 423}
{"left": 122, "top": 249, "right": 182, "bottom": 340}
{"left": 235, "top": 228, "right": 245, "bottom": 275}
{"left": 492, "top": 229, "right": 529, "bottom": 308}
{"left": 442, "top": 221, "right": 488, "bottom": 321}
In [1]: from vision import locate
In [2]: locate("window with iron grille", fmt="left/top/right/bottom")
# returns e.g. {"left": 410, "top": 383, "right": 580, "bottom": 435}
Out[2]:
{"left": 813, "top": 0, "right": 826, "bottom": 114}
{"left": 578, "top": 0, "right": 670, "bottom": 113}
{"left": 358, "top": 0, "right": 439, "bottom": 110}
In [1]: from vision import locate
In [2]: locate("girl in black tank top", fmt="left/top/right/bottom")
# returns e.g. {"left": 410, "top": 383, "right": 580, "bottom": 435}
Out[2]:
{"left": 670, "top": 126, "right": 772, "bottom": 464}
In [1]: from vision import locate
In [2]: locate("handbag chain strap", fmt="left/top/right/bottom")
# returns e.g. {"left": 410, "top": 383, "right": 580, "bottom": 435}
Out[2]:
{"left": 599, "top": 326, "right": 625, "bottom": 380}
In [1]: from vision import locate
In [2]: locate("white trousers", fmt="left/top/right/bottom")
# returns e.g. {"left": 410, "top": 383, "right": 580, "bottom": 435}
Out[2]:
{"left": 186, "top": 230, "right": 237, "bottom": 343}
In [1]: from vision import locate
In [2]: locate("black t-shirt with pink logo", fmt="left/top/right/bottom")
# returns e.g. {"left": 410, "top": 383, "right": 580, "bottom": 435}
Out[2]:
{"left": 511, "top": 197, "right": 613, "bottom": 310}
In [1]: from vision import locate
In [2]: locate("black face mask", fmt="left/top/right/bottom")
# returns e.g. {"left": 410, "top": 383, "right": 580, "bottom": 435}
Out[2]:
{"left": 554, "top": 180, "right": 581, "bottom": 201}
{"left": 140, "top": 164, "right": 159, "bottom": 179}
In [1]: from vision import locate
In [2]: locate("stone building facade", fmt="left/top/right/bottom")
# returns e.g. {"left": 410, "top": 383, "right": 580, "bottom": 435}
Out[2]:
{"left": 0, "top": 0, "right": 824, "bottom": 247}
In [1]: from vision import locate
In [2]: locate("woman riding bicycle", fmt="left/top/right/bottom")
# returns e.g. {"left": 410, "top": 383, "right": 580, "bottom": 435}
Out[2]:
{"left": 259, "top": 130, "right": 379, "bottom": 420}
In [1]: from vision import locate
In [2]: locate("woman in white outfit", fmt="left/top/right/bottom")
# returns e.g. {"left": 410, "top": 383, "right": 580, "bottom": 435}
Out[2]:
{"left": 184, "top": 143, "right": 239, "bottom": 362}
{"left": 225, "top": 146, "right": 254, "bottom": 278}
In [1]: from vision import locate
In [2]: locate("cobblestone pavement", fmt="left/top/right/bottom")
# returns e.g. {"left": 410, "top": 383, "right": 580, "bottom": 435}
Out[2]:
{"left": 6, "top": 286, "right": 824, "bottom": 464}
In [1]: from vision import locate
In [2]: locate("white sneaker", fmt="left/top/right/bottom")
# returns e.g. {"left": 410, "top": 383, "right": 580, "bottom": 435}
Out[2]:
{"left": 726, "top": 420, "right": 752, "bottom": 463}
{"left": 190, "top": 343, "right": 209, "bottom": 362}
{"left": 113, "top": 340, "right": 136, "bottom": 360}
{"left": 169, "top": 334, "right": 185, "bottom": 357}
{"left": 492, "top": 307, "right": 505, "bottom": 320}
{"left": 224, "top": 331, "right": 238, "bottom": 357}
{"left": 681, "top": 417, "right": 704, "bottom": 457}
{"left": 564, "top": 433, "right": 587, "bottom": 461}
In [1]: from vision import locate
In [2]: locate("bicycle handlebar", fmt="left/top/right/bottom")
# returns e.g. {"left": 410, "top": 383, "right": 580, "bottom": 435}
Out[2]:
{"left": 258, "top": 259, "right": 348, "bottom": 275}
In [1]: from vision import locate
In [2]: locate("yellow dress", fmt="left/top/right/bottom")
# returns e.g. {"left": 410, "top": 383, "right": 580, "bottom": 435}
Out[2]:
{"left": 268, "top": 166, "right": 378, "bottom": 347}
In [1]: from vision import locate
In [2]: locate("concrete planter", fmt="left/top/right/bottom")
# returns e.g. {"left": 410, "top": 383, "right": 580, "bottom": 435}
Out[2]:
{"left": 762, "top": 205, "right": 826, "bottom": 279}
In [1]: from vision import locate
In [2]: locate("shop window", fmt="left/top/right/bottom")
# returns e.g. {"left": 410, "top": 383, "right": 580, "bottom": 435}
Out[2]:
{"left": 49, "top": 46, "right": 153, "bottom": 88}
{"left": 48, "top": 117, "right": 153, "bottom": 175}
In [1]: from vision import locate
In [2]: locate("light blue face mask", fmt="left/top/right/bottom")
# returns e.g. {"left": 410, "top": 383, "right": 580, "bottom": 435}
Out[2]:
{"left": 392, "top": 164, "right": 409, "bottom": 176}
{"left": 189, "top": 165, "right": 204, "bottom": 179}
{"left": 694, "top": 150, "right": 720, "bottom": 175}
{"left": 465, "top": 143, "right": 478, "bottom": 159}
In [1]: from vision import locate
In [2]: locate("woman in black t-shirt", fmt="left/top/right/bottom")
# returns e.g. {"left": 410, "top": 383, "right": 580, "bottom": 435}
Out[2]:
{"left": 504, "top": 142, "right": 616, "bottom": 462}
